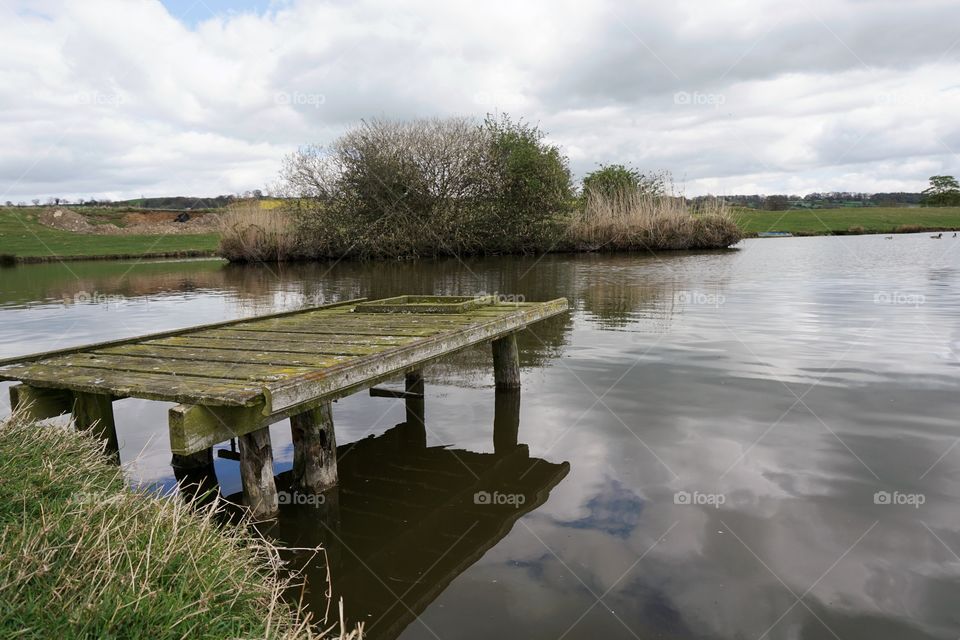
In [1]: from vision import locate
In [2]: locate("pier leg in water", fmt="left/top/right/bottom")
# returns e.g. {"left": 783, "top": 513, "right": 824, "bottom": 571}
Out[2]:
{"left": 72, "top": 392, "right": 119, "bottom": 463}
{"left": 493, "top": 388, "right": 522, "bottom": 455}
{"left": 290, "top": 402, "right": 338, "bottom": 494}
{"left": 10, "top": 384, "right": 73, "bottom": 421}
{"left": 492, "top": 334, "right": 521, "bottom": 389}
{"left": 171, "top": 447, "right": 219, "bottom": 505}
{"left": 402, "top": 370, "right": 427, "bottom": 449}
{"left": 239, "top": 426, "right": 278, "bottom": 519}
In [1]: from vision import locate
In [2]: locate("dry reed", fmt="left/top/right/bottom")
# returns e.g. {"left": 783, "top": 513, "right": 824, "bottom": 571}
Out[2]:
{"left": 218, "top": 201, "right": 300, "bottom": 262}
{"left": 565, "top": 189, "right": 742, "bottom": 251}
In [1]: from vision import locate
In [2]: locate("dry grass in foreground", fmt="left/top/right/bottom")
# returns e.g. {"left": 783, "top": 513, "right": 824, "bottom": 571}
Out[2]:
{"left": 0, "top": 414, "right": 360, "bottom": 639}
{"left": 565, "top": 190, "right": 742, "bottom": 252}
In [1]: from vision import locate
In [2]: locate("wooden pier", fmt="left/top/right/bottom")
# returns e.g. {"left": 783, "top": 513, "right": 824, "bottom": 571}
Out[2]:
{"left": 1, "top": 295, "right": 568, "bottom": 518}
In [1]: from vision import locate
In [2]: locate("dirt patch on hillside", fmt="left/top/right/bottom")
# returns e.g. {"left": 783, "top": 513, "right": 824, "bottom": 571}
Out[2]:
{"left": 39, "top": 208, "right": 100, "bottom": 233}
{"left": 38, "top": 208, "right": 220, "bottom": 235}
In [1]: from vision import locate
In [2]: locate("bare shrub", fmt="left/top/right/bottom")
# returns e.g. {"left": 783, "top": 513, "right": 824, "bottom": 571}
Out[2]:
{"left": 278, "top": 116, "right": 572, "bottom": 260}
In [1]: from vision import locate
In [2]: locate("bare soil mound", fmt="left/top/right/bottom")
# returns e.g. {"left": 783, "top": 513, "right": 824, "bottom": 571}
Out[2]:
{"left": 39, "top": 208, "right": 105, "bottom": 233}
{"left": 37, "top": 208, "right": 219, "bottom": 235}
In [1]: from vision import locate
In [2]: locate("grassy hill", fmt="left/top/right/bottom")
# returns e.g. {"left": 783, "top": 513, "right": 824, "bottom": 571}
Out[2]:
{"left": 0, "top": 207, "right": 219, "bottom": 260}
{"left": 733, "top": 206, "right": 960, "bottom": 235}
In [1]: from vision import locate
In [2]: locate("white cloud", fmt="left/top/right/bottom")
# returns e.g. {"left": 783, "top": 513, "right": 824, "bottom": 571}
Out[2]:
{"left": 1, "top": 0, "right": 959, "bottom": 202}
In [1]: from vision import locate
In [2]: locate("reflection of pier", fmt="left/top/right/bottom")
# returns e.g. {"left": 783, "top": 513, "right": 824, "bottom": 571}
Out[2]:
{"left": 232, "top": 389, "right": 570, "bottom": 640}
{"left": 2, "top": 297, "right": 567, "bottom": 519}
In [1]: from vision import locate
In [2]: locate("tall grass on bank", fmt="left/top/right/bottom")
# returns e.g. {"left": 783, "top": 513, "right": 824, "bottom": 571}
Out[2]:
{"left": 0, "top": 415, "right": 357, "bottom": 639}
{"left": 218, "top": 201, "right": 299, "bottom": 262}
{"left": 564, "top": 190, "right": 742, "bottom": 252}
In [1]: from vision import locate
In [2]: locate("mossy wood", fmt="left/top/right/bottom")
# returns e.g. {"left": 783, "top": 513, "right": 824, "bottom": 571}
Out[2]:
{"left": 354, "top": 295, "right": 494, "bottom": 314}
{"left": 0, "top": 296, "right": 568, "bottom": 457}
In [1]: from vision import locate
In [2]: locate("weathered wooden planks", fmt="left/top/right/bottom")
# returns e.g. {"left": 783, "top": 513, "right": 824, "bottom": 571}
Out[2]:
{"left": 40, "top": 353, "right": 318, "bottom": 382}
{"left": 150, "top": 336, "right": 396, "bottom": 356}
{"left": 0, "top": 296, "right": 568, "bottom": 415}
{"left": 0, "top": 298, "right": 366, "bottom": 368}
{"left": 2, "top": 364, "right": 264, "bottom": 406}
{"left": 190, "top": 329, "right": 417, "bottom": 346}
{"left": 262, "top": 298, "right": 568, "bottom": 413}
{"left": 98, "top": 344, "right": 352, "bottom": 368}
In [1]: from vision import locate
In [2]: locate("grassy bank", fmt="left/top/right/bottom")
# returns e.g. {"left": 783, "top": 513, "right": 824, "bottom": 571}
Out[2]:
{"left": 734, "top": 206, "right": 960, "bottom": 235}
{"left": 0, "top": 208, "right": 219, "bottom": 260}
{"left": 0, "top": 415, "right": 352, "bottom": 639}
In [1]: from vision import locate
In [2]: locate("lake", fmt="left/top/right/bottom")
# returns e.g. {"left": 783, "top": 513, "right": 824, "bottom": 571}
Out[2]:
{"left": 1, "top": 234, "right": 958, "bottom": 639}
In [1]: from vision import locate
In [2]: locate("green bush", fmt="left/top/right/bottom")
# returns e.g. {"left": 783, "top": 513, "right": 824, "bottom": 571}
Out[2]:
{"left": 581, "top": 164, "right": 665, "bottom": 200}
{"left": 280, "top": 116, "right": 572, "bottom": 259}
{"left": 480, "top": 115, "right": 574, "bottom": 252}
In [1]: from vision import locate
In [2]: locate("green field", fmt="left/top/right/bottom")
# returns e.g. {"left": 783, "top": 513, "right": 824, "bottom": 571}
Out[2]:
{"left": 733, "top": 206, "right": 960, "bottom": 235}
{"left": 0, "top": 208, "right": 219, "bottom": 259}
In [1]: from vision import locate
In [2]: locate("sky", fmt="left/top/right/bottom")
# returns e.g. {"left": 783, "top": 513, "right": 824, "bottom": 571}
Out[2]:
{"left": 2, "top": 0, "right": 959, "bottom": 202}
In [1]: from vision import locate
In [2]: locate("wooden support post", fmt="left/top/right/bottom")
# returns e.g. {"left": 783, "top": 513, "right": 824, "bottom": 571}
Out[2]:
{"left": 238, "top": 426, "right": 278, "bottom": 519}
{"left": 402, "top": 370, "right": 427, "bottom": 449}
{"left": 72, "top": 392, "right": 119, "bottom": 463}
{"left": 171, "top": 447, "right": 219, "bottom": 505}
{"left": 10, "top": 384, "right": 73, "bottom": 421}
{"left": 492, "top": 334, "right": 521, "bottom": 389}
{"left": 290, "top": 402, "right": 338, "bottom": 494}
{"left": 493, "top": 388, "right": 522, "bottom": 454}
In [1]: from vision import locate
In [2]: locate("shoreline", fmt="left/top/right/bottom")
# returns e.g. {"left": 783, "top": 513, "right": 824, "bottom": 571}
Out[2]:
{"left": 3, "top": 225, "right": 960, "bottom": 265}
{"left": 4, "top": 249, "right": 219, "bottom": 264}
{"left": 742, "top": 225, "right": 960, "bottom": 238}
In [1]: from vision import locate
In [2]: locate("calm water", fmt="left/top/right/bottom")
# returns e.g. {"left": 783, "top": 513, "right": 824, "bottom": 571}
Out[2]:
{"left": 2, "top": 234, "right": 959, "bottom": 639}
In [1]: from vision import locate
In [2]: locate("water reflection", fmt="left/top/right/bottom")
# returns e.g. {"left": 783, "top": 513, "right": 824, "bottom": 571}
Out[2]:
{"left": 227, "top": 389, "right": 569, "bottom": 640}
{"left": 3, "top": 236, "right": 960, "bottom": 639}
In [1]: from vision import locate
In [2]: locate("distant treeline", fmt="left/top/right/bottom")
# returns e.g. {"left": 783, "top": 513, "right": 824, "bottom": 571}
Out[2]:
{"left": 5, "top": 193, "right": 264, "bottom": 210}
{"left": 693, "top": 192, "right": 923, "bottom": 211}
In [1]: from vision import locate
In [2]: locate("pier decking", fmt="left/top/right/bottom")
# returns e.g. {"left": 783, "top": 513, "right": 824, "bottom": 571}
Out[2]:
{"left": 2, "top": 295, "right": 568, "bottom": 517}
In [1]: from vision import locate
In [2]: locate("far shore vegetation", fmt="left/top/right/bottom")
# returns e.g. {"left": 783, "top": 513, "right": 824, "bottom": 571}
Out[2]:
{"left": 0, "top": 414, "right": 358, "bottom": 639}
{"left": 218, "top": 116, "right": 742, "bottom": 262}
{"left": 4, "top": 132, "right": 960, "bottom": 263}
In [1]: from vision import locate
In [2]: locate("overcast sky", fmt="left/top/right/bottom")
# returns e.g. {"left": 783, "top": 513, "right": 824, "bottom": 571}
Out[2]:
{"left": 2, "top": 0, "right": 960, "bottom": 202}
